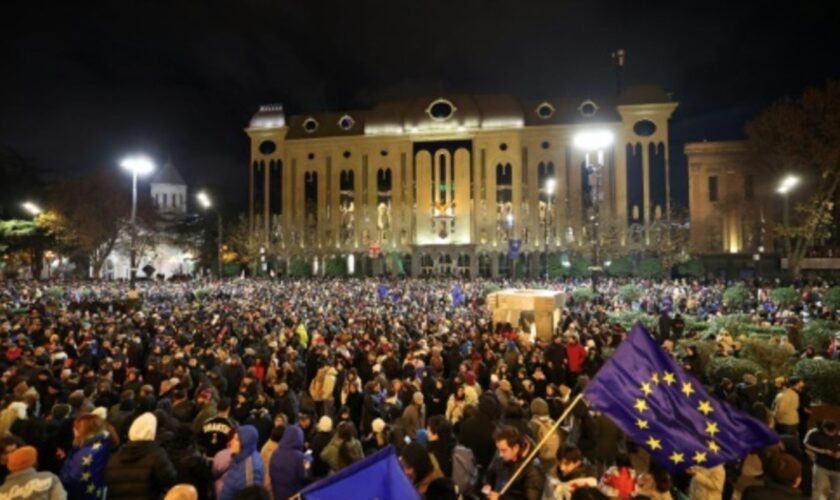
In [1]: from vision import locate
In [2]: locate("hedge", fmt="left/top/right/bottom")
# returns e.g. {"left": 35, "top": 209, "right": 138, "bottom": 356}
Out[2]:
{"left": 770, "top": 286, "right": 801, "bottom": 310}
{"left": 572, "top": 288, "right": 596, "bottom": 303}
{"left": 823, "top": 287, "right": 840, "bottom": 310}
{"left": 608, "top": 311, "right": 656, "bottom": 331}
{"left": 705, "top": 357, "right": 763, "bottom": 387}
{"left": 618, "top": 284, "right": 643, "bottom": 304}
{"left": 803, "top": 320, "right": 840, "bottom": 355}
{"left": 793, "top": 358, "right": 840, "bottom": 405}
{"left": 723, "top": 285, "right": 751, "bottom": 311}
{"left": 739, "top": 337, "right": 796, "bottom": 379}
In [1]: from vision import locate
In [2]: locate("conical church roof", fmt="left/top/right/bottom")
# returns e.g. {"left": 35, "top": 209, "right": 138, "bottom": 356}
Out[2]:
{"left": 151, "top": 158, "right": 186, "bottom": 186}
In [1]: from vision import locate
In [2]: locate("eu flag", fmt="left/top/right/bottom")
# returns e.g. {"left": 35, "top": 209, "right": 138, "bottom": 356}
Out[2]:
{"left": 377, "top": 284, "right": 389, "bottom": 300}
{"left": 299, "top": 446, "right": 419, "bottom": 500}
{"left": 452, "top": 284, "right": 464, "bottom": 306}
{"left": 583, "top": 324, "right": 778, "bottom": 472}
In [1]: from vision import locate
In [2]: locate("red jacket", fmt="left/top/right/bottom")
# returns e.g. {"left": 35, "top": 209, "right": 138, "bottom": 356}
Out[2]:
{"left": 566, "top": 343, "right": 587, "bottom": 373}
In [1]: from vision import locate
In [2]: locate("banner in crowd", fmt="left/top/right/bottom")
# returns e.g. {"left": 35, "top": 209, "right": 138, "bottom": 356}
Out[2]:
{"left": 583, "top": 323, "right": 779, "bottom": 472}
{"left": 298, "top": 446, "right": 419, "bottom": 500}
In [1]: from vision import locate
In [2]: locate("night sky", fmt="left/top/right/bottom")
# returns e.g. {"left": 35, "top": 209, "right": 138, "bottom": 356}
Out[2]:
{"left": 1, "top": 1, "right": 838, "bottom": 210}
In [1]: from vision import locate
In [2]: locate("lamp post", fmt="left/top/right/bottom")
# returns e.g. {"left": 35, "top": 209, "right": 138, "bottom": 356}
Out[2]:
{"left": 120, "top": 155, "right": 155, "bottom": 288}
{"left": 506, "top": 213, "right": 515, "bottom": 279}
{"left": 776, "top": 175, "right": 800, "bottom": 258}
{"left": 544, "top": 178, "right": 555, "bottom": 280}
{"left": 573, "top": 130, "right": 614, "bottom": 292}
{"left": 197, "top": 191, "right": 223, "bottom": 279}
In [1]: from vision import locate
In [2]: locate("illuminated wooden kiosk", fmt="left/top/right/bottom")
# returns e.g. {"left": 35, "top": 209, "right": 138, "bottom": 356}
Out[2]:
{"left": 486, "top": 289, "right": 565, "bottom": 342}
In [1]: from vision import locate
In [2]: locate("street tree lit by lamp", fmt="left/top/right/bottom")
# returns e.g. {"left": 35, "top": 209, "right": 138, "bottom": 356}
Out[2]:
{"left": 776, "top": 175, "right": 800, "bottom": 194}
{"left": 22, "top": 201, "right": 42, "bottom": 216}
{"left": 573, "top": 129, "right": 614, "bottom": 151}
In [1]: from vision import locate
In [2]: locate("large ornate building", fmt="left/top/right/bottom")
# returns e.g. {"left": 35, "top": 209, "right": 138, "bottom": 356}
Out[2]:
{"left": 246, "top": 86, "right": 678, "bottom": 277}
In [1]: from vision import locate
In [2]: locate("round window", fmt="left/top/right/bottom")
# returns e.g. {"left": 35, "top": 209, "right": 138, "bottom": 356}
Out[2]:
{"left": 380, "top": 149, "right": 388, "bottom": 157}
{"left": 499, "top": 143, "right": 508, "bottom": 151}
{"left": 541, "top": 141, "right": 550, "bottom": 150}
{"left": 338, "top": 115, "right": 355, "bottom": 131}
{"left": 578, "top": 100, "right": 599, "bottom": 117}
{"left": 633, "top": 119, "right": 657, "bottom": 137}
{"left": 343, "top": 151, "right": 351, "bottom": 158}
{"left": 303, "top": 117, "right": 319, "bottom": 133}
{"left": 307, "top": 153, "right": 315, "bottom": 160}
{"left": 536, "top": 102, "right": 555, "bottom": 119}
{"left": 427, "top": 98, "right": 455, "bottom": 121}
{"left": 258, "top": 140, "right": 276, "bottom": 155}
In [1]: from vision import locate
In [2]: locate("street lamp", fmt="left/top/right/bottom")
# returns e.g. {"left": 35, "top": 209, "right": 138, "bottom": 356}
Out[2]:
{"left": 574, "top": 129, "right": 614, "bottom": 292}
{"left": 776, "top": 175, "right": 800, "bottom": 257}
{"left": 197, "top": 190, "right": 224, "bottom": 279}
{"left": 22, "top": 201, "right": 42, "bottom": 216}
{"left": 120, "top": 155, "right": 155, "bottom": 288}
{"left": 544, "top": 178, "right": 556, "bottom": 280}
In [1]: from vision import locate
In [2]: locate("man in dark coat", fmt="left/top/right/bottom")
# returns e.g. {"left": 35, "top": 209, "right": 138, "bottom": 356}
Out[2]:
{"left": 458, "top": 392, "right": 501, "bottom": 472}
{"left": 105, "top": 412, "right": 178, "bottom": 500}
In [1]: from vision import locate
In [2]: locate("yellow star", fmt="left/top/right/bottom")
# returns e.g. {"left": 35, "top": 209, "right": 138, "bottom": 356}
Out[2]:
{"left": 81, "top": 472, "right": 91, "bottom": 482}
{"left": 669, "top": 451, "right": 685, "bottom": 464}
{"left": 87, "top": 484, "right": 95, "bottom": 494}
{"left": 693, "top": 451, "right": 707, "bottom": 464}
{"left": 82, "top": 455, "right": 92, "bottom": 466}
{"left": 634, "top": 399, "right": 649, "bottom": 412}
{"left": 641, "top": 381, "right": 653, "bottom": 396}
{"left": 663, "top": 371, "right": 676, "bottom": 385}
{"left": 651, "top": 372, "right": 660, "bottom": 385}
{"left": 635, "top": 418, "right": 650, "bottom": 430}
{"left": 705, "top": 421, "right": 720, "bottom": 436}
{"left": 698, "top": 400, "right": 714, "bottom": 415}
{"left": 708, "top": 441, "right": 721, "bottom": 454}
{"left": 681, "top": 382, "right": 695, "bottom": 398}
{"left": 92, "top": 442, "right": 102, "bottom": 451}
{"left": 646, "top": 436, "right": 662, "bottom": 450}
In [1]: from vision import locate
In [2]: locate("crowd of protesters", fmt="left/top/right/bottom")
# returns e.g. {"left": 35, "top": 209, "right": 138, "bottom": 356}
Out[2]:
{"left": 0, "top": 277, "right": 838, "bottom": 500}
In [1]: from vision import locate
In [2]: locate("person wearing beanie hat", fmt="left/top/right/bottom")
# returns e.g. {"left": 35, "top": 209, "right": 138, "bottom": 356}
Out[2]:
{"left": 0, "top": 446, "right": 67, "bottom": 500}
{"left": 528, "top": 397, "right": 560, "bottom": 472}
{"left": 219, "top": 425, "right": 264, "bottom": 500}
{"left": 106, "top": 412, "right": 177, "bottom": 499}
{"left": 316, "top": 416, "right": 333, "bottom": 433}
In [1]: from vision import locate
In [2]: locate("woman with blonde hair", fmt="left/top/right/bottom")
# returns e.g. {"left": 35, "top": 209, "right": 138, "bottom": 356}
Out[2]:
{"left": 60, "top": 414, "right": 114, "bottom": 499}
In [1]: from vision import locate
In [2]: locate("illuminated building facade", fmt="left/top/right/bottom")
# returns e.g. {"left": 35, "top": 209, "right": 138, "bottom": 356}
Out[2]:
{"left": 246, "top": 86, "right": 678, "bottom": 277}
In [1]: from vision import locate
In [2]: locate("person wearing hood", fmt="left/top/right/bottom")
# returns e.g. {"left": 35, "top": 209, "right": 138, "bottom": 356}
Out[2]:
{"left": 269, "top": 426, "right": 311, "bottom": 500}
{"left": 219, "top": 425, "right": 264, "bottom": 500}
{"left": 0, "top": 446, "right": 67, "bottom": 500}
{"left": 105, "top": 412, "right": 177, "bottom": 500}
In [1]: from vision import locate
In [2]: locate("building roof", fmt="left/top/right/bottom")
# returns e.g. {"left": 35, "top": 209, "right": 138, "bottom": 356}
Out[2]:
{"left": 151, "top": 158, "right": 186, "bottom": 186}
{"left": 256, "top": 91, "right": 656, "bottom": 139}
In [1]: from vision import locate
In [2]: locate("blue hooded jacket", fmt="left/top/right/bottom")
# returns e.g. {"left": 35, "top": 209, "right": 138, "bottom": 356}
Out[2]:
{"left": 219, "top": 425, "right": 264, "bottom": 500}
{"left": 269, "top": 425, "right": 310, "bottom": 500}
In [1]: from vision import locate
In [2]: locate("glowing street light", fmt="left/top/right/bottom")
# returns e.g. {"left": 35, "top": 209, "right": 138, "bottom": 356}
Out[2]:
{"left": 777, "top": 174, "right": 800, "bottom": 258}
{"left": 22, "top": 201, "right": 42, "bottom": 216}
{"left": 573, "top": 130, "right": 615, "bottom": 151}
{"left": 120, "top": 154, "right": 155, "bottom": 288}
{"left": 197, "top": 190, "right": 224, "bottom": 278}
{"left": 776, "top": 175, "right": 800, "bottom": 194}
{"left": 573, "top": 129, "right": 614, "bottom": 292}
{"left": 544, "top": 178, "right": 556, "bottom": 280}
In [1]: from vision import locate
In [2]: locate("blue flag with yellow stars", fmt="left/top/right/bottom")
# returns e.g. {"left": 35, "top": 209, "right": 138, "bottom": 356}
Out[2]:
{"left": 583, "top": 323, "right": 778, "bottom": 472}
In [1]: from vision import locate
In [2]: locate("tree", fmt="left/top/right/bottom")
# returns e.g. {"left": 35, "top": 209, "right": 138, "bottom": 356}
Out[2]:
{"left": 746, "top": 80, "right": 840, "bottom": 277}
{"left": 677, "top": 259, "right": 705, "bottom": 279}
{"left": 723, "top": 285, "right": 752, "bottom": 311}
{"left": 770, "top": 286, "right": 801, "bottom": 310}
{"left": 225, "top": 214, "right": 262, "bottom": 272}
{"left": 46, "top": 170, "right": 134, "bottom": 278}
{"left": 0, "top": 219, "right": 47, "bottom": 278}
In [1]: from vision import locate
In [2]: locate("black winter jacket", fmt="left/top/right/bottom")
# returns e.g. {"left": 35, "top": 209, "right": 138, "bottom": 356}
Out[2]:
{"left": 105, "top": 441, "right": 178, "bottom": 500}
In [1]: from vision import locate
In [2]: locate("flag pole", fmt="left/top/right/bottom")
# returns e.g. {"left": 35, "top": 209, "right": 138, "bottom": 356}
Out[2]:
{"left": 499, "top": 392, "right": 584, "bottom": 496}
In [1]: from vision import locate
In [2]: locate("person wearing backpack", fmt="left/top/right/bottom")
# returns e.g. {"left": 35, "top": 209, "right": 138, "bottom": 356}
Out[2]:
{"left": 528, "top": 398, "right": 560, "bottom": 475}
